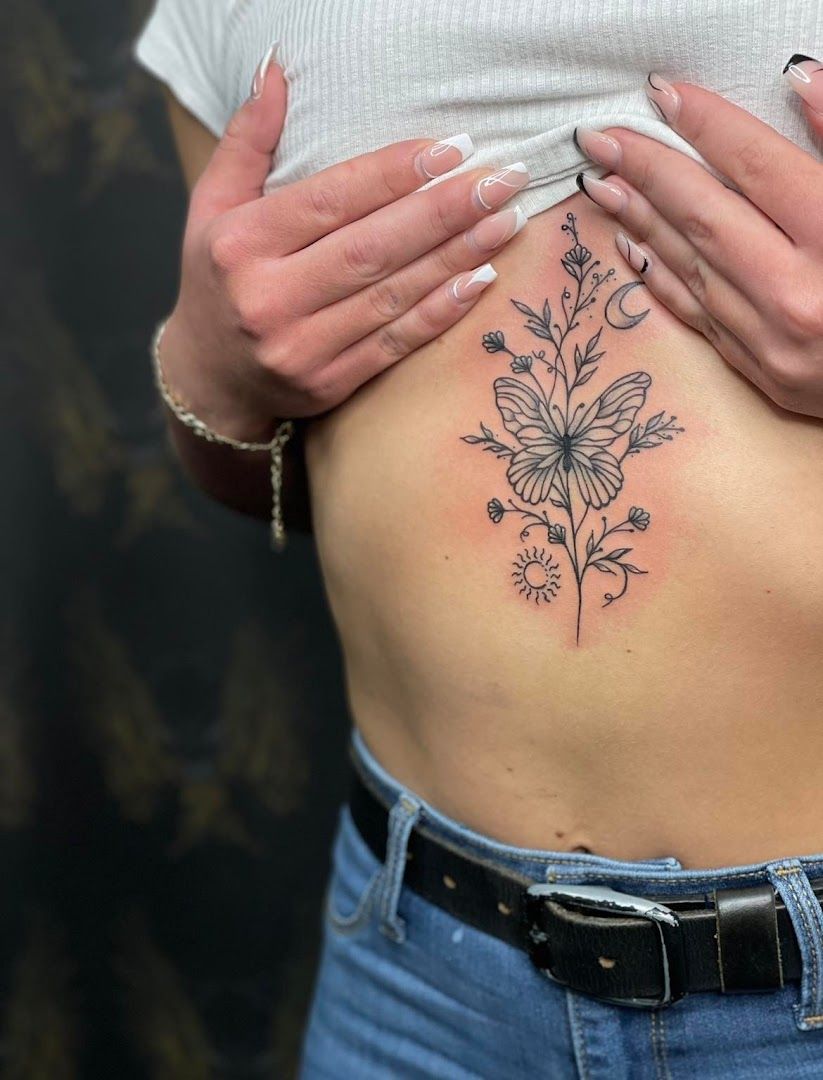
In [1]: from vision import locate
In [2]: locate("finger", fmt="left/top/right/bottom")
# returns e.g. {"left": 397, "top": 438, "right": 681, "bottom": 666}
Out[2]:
{"left": 783, "top": 54, "right": 823, "bottom": 142}
{"left": 575, "top": 128, "right": 796, "bottom": 300}
{"left": 576, "top": 167, "right": 765, "bottom": 340}
{"left": 641, "top": 74, "right": 822, "bottom": 242}
{"left": 281, "top": 162, "right": 529, "bottom": 311}
{"left": 317, "top": 263, "right": 499, "bottom": 402}
{"left": 236, "top": 133, "right": 477, "bottom": 255}
{"left": 306, "top": 206, "right": 527, "bottom": 352}
{"left": 613, "top": 231, "right": 768, "bottom": 392}
{"left": 190, "top": 45, "right": 287, "bottom": 222}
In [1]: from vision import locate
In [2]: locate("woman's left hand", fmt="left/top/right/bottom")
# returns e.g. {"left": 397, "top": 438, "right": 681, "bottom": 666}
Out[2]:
{"left": 573, "top": 59, "right": 823, "bottom": 418}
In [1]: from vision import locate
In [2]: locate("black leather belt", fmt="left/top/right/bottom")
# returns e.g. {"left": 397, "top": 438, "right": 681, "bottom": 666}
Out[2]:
{"left": 349, "top": 764, "right": 819, "bottom": 1008}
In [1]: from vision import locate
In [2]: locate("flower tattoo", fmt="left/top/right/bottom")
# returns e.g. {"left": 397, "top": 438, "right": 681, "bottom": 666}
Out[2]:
{"left": 462, "top": 212, "right": 684, "bottom": 643}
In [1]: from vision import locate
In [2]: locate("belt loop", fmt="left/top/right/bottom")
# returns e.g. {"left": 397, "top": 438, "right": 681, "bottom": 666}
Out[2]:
{"left": 377, "top": 792, "right": 421, "bottom": 943}
{"left": 767, "top": 859, "right": 823, "bottom": 1031}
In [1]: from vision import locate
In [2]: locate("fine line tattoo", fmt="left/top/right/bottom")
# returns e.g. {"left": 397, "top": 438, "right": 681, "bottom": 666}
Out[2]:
{"left": 461, "top": 212, "right": 684, "bottom": 643}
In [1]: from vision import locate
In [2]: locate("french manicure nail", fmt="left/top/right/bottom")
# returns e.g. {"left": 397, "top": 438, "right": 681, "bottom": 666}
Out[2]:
{"left": 451, "top": 263, "right": 498, "bottom": 302}
{"left": 575, "top": 172, "right": 626, "bottom": 213}
{"left": 783, "top": 54, "right": 823, "bottom": 113}
{"left": 645, "top": 72, "right": 681, "bottom": 124}
{"left": 615, "top": 231, "right": 652, "bottom": 275}
{"left": 467, "top": 206, "right": 528, "bottom": 251}
{"left": 250, "top": 43, "right": 277, "bottom": 99}
{"left": 573, "top": 127, "right": 622, "bottom": 169}
{"left": 417, "top": 133, "right": 476, "bottom": 179}
{"left": 474, "top": 162, "right": 530, "bottom": 211}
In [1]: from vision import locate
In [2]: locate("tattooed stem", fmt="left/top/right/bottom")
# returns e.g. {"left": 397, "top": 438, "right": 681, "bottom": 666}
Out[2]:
{"left": 559, "top": 471, "right": 586, "bottom": 643}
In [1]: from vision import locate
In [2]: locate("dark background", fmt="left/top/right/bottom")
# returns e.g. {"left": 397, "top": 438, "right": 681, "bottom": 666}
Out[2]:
{"left": 2, "top": 1, "right": 351, "bottom": 1075}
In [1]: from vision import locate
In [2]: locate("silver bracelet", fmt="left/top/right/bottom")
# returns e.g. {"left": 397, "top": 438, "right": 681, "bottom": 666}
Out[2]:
{"left": 151, "top": 317, "right": 294, "bottom": 551}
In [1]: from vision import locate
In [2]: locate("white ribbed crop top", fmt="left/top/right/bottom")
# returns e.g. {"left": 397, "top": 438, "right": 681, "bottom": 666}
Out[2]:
{"left": 134, "top": 0, "right": 820, "bottom": 219}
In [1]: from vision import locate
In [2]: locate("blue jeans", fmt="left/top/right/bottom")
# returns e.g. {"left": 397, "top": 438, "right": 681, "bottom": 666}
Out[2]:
{"left": 299, "top": 730, "right": 823, "bottom": 1078}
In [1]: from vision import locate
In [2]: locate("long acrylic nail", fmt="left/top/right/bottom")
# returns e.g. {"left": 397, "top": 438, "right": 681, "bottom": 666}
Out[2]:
{"left": 573, "top": 127, "right": 622, "bottom": 169}
{"left": 576, "top": 172, "right": 626, "bottom": 213}
{"left": 783, "top": 54, "right": 823, "bottom": 113}
{"left": 467, "top": 206, "right": 528, "bottom": 252}
{"left": 451, "top": 263, "right": 498, "bottom": 302}
{"left": 615, "top": 231, "right": 652, "bottom": 275}
{"left": 417, "top": 133, "right": 475, "bottom": 179}
{"left": 645, "top": 72, "right": 681, "bottom": 124}
{"left": 474, "top": 162, "right": 530, "bottom": 211}
{"left": 250, "top": 43, "right": 277, "bottom": 99}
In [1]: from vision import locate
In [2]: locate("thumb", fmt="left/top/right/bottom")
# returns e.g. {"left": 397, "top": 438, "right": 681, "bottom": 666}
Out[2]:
{"left": 783, "top": 54, "right": 823, "bottom": 141}
{"left": 190, "top": 44, "right": 287, "bottom": 222}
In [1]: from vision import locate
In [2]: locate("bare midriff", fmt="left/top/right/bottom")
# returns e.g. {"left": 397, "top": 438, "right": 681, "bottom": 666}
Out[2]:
{"left": 304, "top": 191, "right": 823, "bottom": 870}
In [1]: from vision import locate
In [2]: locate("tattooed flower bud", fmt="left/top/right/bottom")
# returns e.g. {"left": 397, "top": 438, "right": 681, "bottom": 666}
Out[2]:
{"left": 548, "top": 523, "right": 566, "bottom": 545}
{"left": 482, "top": 331, "right": 506, "bottom": 353}
{"left": 628, "top": 506, "right": 650, "bottom": 530}
{"left": 510, "top": 354, "right": 532, "bottom": 373}
{"left": 564, "top": 243, "right": 591, "bottom": 267}
{"left": 487, "top": 498, "right": 505, "bottom": 524}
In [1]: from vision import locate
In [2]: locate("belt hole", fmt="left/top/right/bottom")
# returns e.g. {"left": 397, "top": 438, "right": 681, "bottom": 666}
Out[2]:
{"left": 443, "top": 875, "right": 457, "bottom": 890}
{"left": 598, "top": 956, "right": 617, "bottom": 969}
{"left": 497, "top": 902, "right": 512, "bottom": 916}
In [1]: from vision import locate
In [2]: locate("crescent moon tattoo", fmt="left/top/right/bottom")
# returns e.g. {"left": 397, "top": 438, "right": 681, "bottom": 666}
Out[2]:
{"left": 605, "top": 280, "right": 651, "bottom": 330}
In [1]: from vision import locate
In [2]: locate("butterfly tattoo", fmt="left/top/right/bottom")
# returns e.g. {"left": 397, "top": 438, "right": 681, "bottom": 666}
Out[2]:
{"left": 462, "top": 212, "right": 684, "bottom": 643}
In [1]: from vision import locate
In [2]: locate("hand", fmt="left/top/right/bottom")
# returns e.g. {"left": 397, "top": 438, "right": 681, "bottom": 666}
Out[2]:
{"left": 571, "top": 60, "right": 823, "bottom": 418}
{"left": 163, "top": 48, "right": 530, "bottom": 441}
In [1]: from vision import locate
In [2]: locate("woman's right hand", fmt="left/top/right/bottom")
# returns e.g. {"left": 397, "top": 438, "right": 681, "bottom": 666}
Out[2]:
{"left": 160, "top": 48, "right": 530, "bottom": 442}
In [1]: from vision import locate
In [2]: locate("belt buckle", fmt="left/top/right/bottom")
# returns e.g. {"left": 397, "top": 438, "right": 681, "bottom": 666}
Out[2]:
{"left": 525, "top": 882, "right": 688, "bottom": 1008}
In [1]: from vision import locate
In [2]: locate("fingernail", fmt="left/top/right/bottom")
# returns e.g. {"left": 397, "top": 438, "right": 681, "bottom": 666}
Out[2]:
{"left": 615, "top": 231, "right": 652, "bottom": 275}
{"left": 575, "top": 172, "right": 625, "bottom": 213}
{"left": 474, "top": 162, "right": 530, "bottom": 211}
{"left": 783, "top": 54, "right": 823, "bottom": 113}
{"left": 451, "top": 263, "right": 498, "bottom": 302}
{"left": 467, "top": 206, "right": 528, "bottom": 252}
{"left": 417, "top": 133, "right": 475, "bottom": 179}
{"left": 645, "top": 72, "right": 681, "bottom": 124}
{"left": 573, "top": 127, "right": 622, "bottom": 169}
{"left": 250, "top": 42, "right": 277, "bottom": 99}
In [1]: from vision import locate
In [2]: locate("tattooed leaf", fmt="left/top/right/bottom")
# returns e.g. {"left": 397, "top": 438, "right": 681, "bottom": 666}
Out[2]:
{"left": 461, "top": 435, "right": 483, "bottom": 444}
{"left": 628, "top": 412, "right": 685, "bottom": 454}
{"left": 543, "top": 298, "right": 551, "bottom": 326}
{"left": 480, "top": 422, "right": 494, "bottom": 439}
{"left": 527, "top": 325, "right": 556, "bottom": 342}
{"left": 575, "top": 369, "right": 596, "bottom": 387}
{"left": 511, "top": 299, "right": 539, "bottom": 319}
{"left": 623, "top": 564, "right": 646, "bottom": 574}
{"left": 550, "top": 498, "right": 567, "bottom": 510}
{"left": 586, "top": 531, "right": 596, "bottom": 557}
{"left": 605, "top": 547, "right": 632, "bottom": 561}
{"left": 593, "top": 561, "right": 617, "bottom": 575}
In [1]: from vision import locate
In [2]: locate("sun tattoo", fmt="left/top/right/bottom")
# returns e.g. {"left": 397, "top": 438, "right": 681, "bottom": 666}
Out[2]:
{"left": 462, "top": 212, "right": 684, "bottom": 644}
{"left": 512, "top": 548, "right": 561, "bottom": 604}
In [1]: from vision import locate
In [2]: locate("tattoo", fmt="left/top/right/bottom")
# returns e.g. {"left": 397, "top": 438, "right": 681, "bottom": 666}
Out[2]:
{"left": 512, "top": 547, "right": 561, "bottom": 604}
{"left": 461, "top": 212, "right": 684, "bottom": 644}
{"left": 605, "top": 280, "right": 650, "bottom": 329}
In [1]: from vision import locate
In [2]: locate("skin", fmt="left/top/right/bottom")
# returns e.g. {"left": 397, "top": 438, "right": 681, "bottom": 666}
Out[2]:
{"left": 159, "top": 74, "right": 823, "bottom": 870}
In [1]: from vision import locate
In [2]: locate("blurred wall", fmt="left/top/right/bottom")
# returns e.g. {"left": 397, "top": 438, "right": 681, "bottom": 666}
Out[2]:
{"left": 1, "top": 1, "right": 351, "bottom": 1076}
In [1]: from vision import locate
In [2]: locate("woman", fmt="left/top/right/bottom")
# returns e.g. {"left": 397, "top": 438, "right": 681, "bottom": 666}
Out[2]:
{"left": 134, "top": 2, "right": 823, "bottom": 1075}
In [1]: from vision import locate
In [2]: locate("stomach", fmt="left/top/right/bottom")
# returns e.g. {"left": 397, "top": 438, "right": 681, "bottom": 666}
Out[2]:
{"left": 304, "top": 191, "right": 823, "bottom": 869}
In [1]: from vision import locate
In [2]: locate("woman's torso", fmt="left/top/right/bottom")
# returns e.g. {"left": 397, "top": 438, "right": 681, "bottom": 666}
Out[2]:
{"left": 306, "top": 194, "right": 823, "bottom": 871}
{"left": 240, "top": 0, "right": 823, "bottom": 869}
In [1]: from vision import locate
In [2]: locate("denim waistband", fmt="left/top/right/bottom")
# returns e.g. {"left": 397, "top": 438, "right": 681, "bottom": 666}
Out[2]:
{"left": 350, "top": 727, "right": 823, "bottom": 895}
{"left": 350, "top": 727, "right": 823, "bottom": 1031}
